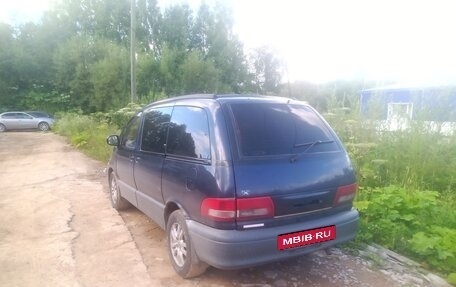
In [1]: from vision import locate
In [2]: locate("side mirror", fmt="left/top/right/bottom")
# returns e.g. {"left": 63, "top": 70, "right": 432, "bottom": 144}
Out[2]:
{"left": 106, "top": 135, "right": 120, "bottom": 146}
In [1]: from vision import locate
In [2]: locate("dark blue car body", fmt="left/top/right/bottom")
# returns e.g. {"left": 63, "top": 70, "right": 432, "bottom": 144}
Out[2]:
{"left": 107, "top": 94, "right": 358, "bottom": 277}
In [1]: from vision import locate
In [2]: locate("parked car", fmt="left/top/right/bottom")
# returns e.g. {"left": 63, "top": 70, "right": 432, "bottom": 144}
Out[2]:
{"left": 106, "top": 94, "right": 359, "bottom": 278}
{"left": 0, "top": 111, "right": 54, "bottom": 132}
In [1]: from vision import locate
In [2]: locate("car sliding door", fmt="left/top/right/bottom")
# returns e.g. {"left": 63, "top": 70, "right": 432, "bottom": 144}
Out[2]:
{"left": 115, "top": 114, "right": 142, "bottom": 206}
{"left": 134, "top": 107, "right": 173, "bottom": 227}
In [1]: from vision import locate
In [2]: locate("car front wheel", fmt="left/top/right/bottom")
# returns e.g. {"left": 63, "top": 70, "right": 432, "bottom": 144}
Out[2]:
{"left": 0, "top": 124, "right": 6, "bottom": 132}
{"left": 167, "top": 210, "right": 208, "bottom": 278}
{"left": 109, "top": 173, "right": 131, "bottom": 210}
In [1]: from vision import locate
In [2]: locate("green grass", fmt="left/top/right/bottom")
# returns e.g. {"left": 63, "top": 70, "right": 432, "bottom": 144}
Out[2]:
{"left": 54, "top": 113, "right": 119, "bottom": 162}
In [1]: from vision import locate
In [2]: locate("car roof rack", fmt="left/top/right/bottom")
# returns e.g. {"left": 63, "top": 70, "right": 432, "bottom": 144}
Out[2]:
{"left": 146, "top": 93, "right": 303, "bottom": 108}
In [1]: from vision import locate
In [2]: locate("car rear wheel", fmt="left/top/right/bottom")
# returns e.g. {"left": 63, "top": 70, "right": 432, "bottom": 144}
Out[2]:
{"left": 38, "top": 122, "right": 50, "bottom": 131}
{"left": 109, "top": 173, "right": 131, "bottom": 210}
{"left": 167, "top": 210, "right": 208, "bottom": 278}
{"left": 0, "top": 124, "right": 6, "bottom": 132}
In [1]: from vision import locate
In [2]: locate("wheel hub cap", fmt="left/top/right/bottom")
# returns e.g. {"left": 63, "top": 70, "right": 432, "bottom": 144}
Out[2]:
{"left": 170, "top": 223, "right": 187, "bottom": 267}
{"left": 110, "top": 178, "right": 118, "bottom": 202}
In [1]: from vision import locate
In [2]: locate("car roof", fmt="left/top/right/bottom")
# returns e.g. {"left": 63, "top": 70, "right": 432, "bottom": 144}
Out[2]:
{"left": 145, "top": 94, "right": 307, "bottom": 109}
{"left": 0, "top": 111, "right": 29, "bottom": 115}
{"left": 25, "top": 111, "right": 51, "bottom": 115}
{"left": 0, "top": 111, "right": 51, "bottom": 117}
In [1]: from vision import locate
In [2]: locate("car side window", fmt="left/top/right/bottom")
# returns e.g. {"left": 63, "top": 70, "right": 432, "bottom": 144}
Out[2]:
{"left": 18, "top": 113, "right": 32, "bottom": 119}
{"left": 120, "top": 114, "right": 141, "bottom": 150}
{"left": 167, "top": 106, "right": 211, "bottom": 160}
{"left": 1, "top": 113, "right": 32, "bottom": 119}
{"left": 141, "top": 107, "right": 172, "bottom": 153}
{"left": 2, "top": 113, "right": 17, "bottom": 119}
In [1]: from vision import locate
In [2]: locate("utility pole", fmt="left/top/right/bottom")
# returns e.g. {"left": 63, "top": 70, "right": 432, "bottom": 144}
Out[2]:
{"left": 130, "top": 0, "right": 137, "bottom": 103}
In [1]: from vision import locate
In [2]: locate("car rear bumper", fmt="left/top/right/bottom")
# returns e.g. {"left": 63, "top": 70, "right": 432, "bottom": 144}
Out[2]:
{"left": 187, "top": 208, "right": 359, "bottom": 269}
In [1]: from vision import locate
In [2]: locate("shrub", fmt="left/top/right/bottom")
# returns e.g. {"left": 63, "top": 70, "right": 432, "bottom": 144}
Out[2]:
{"left": 54, "top": 103, "right": 144, "bottom": 162}
{"left": 108, "top": 102, "right": 143, "bottom": 128}
{"left": 326, "top": 107, "right": 456, "bottom": 193}
{"left": 54, "top": 113, "right": 118, "bottom": 162}
{"left": 355, "top": 186, "right": 456, "bottom": 274}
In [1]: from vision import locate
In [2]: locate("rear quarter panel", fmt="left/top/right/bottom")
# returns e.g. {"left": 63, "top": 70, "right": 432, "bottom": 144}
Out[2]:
{"left": 161, "top": 100, "right": 237, "bottom": 228}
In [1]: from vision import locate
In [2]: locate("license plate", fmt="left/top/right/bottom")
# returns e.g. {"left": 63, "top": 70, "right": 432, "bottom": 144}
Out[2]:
{"left": 277, "top": 225, "right": 336, "bottom": 250}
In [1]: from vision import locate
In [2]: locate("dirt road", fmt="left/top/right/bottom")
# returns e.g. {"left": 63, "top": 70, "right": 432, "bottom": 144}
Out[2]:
{"left": 0, "top": 132, "right": 432, "bottom": 287}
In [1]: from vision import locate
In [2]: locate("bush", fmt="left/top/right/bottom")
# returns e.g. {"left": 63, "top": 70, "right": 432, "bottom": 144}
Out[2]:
{"left": 54, "top": 103, "right": 144, "bottom": 162}
{"left": 54, "top": 113, "right": 118, "bottom": 162}
{"left": 326, "top": 110, "right": 456, "bottom": 192}
{"left": 355, "top": 186, "right": 456, "bottom": 274}
{"left": 410, "top": 227, "right": 456, "bottom": 272}
{"left": 107, "top": 102, "right": 143, "bottom": 128}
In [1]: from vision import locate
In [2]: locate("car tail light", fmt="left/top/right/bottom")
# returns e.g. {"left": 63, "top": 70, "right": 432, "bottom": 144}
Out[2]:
{"left": 334, "top": 183, "right": 357, "bottom": 205}
{"left": 200, "top": 198, "right": 236, "bottom": 221}
{"left": 237, "top": 197, "right": 274, "bottom": 220}
{"left": 201, "top": 197, "right": 275, "bottom": 222}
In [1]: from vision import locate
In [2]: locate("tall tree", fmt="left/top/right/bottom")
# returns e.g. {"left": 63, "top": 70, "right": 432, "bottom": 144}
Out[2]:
{"left": 205, "top": 5, "right": 249, "bottom": 93}
{"left": 250, "top": 46, "right": 282, "bottom": 95}
{"left": 1, "top": 0, "right": 258, "bottom": 111}
{"left": 90, "top": 42, "right": 130, "bottom": 111}
{"left": 190, "top": 4, "right": 213, "bottom": 55}
{"left": 160, "top": 5, "right": 192, "bottom": 51}
{"left": 64, "top": 0, "right": 130, "bottom": 44}
{"left": 53, "top": 35, "right": 96, "bottom": 111}
{"left": 158, "top": 45, "right": 185, "bottom": 96}
{"left": 136, "top": 0, "right": 162, "bottom": 54}
{"left": 137, "top": 53, "right": 161, "bottom": 101}
{"left": 0, "top": 23, "right": 18, "bottom": 109}
{"left": 182, "top": 51, "right": 219, "bottom": 93}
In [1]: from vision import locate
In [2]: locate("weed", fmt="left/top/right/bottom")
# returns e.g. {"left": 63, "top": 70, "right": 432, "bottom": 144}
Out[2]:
{"left": 54, "top": 113, "right": 119, "bottom": 162}
{"left": 355, "top": 186, "right": 455, "bottom": 274}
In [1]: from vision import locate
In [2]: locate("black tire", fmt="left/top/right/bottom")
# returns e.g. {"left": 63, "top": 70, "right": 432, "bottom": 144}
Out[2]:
{"left": 38, "top": 122, "right": 50, "bottom": 131}
{"left": 167, "top": 210, "right": 208, "bottom": 278}
{"left": 108, "top": 173, "right": 131, "bottom": 210}
{"left": 0, "top": 124, "right": 6, "bottom": 132}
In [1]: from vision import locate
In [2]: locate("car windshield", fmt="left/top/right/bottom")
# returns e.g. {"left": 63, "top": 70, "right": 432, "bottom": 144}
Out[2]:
{"left": 230, "top": 103, "right": 338, "bottom": 157}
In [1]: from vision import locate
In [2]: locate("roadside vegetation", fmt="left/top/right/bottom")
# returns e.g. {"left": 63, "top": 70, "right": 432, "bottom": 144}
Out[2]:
{"left": 324, "top": 107, "right": 456, "bottom": 280}
{"left": 54, "top": 103, "right": 142, "bottom": 161}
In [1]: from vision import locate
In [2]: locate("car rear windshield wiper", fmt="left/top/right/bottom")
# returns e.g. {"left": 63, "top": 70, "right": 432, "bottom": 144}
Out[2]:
{"left": 290, "top": 140, "right": 335, "bottom": 163}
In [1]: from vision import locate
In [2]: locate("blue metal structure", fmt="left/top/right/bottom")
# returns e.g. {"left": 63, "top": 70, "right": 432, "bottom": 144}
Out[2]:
{"left": 360, "top": 85, "right": 456, "bottom": 122}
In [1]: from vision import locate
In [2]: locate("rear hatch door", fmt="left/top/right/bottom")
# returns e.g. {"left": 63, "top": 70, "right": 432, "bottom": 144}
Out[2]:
{"left": 227, "top": 101, "right": 356, "bottom": 227}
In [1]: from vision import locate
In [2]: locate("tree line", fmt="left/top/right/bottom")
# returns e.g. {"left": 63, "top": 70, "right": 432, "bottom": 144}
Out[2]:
{"left": 0, "top": 0, "right": 371, "bottom": 114}
{"left": 0, "top": 0, "right": 287, "bottom": 113}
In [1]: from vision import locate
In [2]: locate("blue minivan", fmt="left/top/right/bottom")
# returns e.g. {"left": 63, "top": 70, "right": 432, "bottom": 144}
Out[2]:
{"left": 106, "top": 94, "right": 358, "bottom": 278}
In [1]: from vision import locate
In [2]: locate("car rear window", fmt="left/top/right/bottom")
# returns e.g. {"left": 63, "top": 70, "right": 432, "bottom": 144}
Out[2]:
{"left": 230, "top": 103, "right": 338, "bottom": 157}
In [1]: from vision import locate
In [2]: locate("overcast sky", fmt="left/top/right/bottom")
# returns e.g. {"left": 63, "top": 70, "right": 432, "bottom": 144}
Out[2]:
{"left": 2, "top": 0, "right": 456, "bottom": 84}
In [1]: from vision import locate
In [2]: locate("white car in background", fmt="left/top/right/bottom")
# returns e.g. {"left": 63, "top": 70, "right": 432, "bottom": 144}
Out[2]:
{"left": 0, "top": 111, "right": 54, "bottom": 132}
